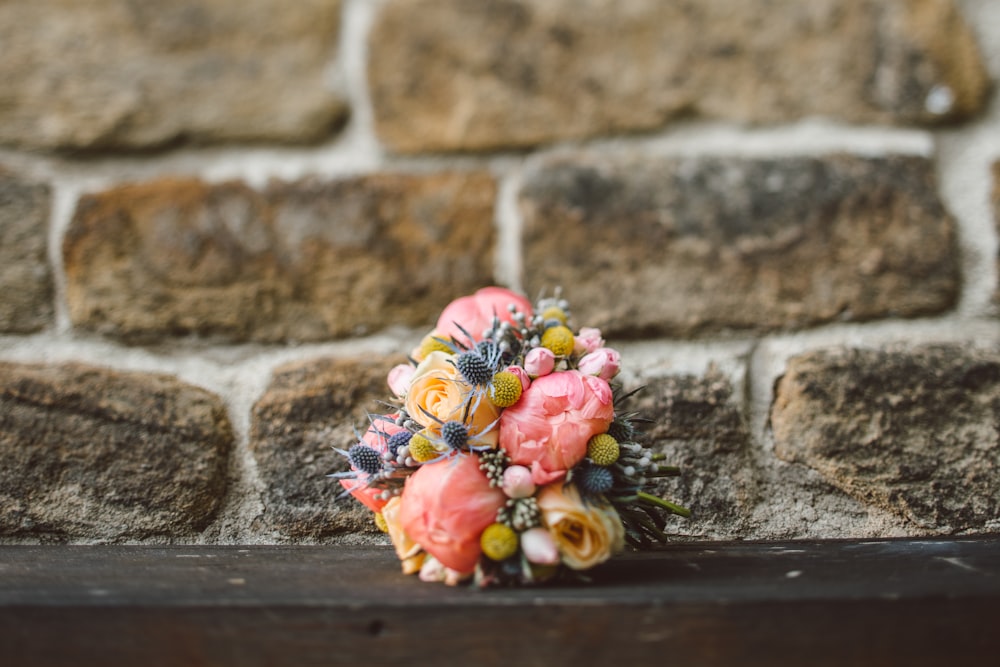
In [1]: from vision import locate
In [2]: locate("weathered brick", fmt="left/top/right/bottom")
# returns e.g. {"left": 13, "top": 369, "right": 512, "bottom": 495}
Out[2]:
{"left": 63, "top": 173, "right": 496, "bottom": 343}
{"left": 369, "top": 0, "right": 988, "bottom": 153}
{"left": 521, "top": 155, "right": 958, "bottom": 338}
{"left": 0, "top": 0, "right": 347, "bottom": 150}
{"left": 634, "top": 372, "right": 754, "bottom": 540}
{"left": 771, "top": 344, "right": 1000, "bottom": 533}
{"left": 250, "top": 355, "right": 405, "bottom": 539}
{"left": 0, "top": 167, "right": 53, "bottom": 333}
{"left": 0, "top": 362, "right": 233, "bottom": 540}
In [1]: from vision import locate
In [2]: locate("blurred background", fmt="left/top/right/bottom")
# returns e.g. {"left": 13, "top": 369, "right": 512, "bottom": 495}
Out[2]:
{"left": 0, "top": 0, "right": 998, "bottom": 546}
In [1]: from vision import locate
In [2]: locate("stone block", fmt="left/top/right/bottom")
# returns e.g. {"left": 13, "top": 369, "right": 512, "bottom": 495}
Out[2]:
{"left": 771, "top": 344, "right": 1000, "bottom": 533}
{"left": 0, "top": 168, "right": 53, "bottom": 333}
{"left": 369, "top": 0, "right": 988, "bottom": 152}
{"left": 633, "top": 372, "right": 754, "bottom": 540}
{"left": 64, "top": 173, "right": 496, "bottom": 342}
{"left": 521, "top": 154, "right": 958, "bottom": 338}
{"left": 993, "top": 162, "right": 1000, "bottom": 305}
{"left": 0, "top": 0, "right": 347, "bottom": 150}
{"left": 0, "top": 362, "right": 233, "bottom": 540}
{"left": 250, "top": 355, "right": 405, "bottom": 539}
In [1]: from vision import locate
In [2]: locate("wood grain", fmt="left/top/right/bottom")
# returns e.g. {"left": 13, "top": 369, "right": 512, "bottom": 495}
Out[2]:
{"left": 1, "top": 538, "right": 998, "bottom": 666}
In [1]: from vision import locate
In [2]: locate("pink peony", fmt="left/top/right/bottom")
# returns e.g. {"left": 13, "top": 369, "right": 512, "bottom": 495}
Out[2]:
{"left": 524, "top": 347, "right": 555, "bottom": 378}
{"left": 399, "top": 454, "right": 506, "bottom": 574}
{"left": 340, "top": 416, "right": 404, "bottom": 513}
{"left": 498, "top": 370, "right": 614, "bottom": 485}
{"left": 577, "top": 348, "right": 622, "bottom": 381}
{"left": 436, "top": 287, "right": 533, "bottom": 347}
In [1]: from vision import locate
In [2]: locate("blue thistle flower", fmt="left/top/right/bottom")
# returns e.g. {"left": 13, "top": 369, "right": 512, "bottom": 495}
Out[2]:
{"left": 455, "top": 350, "right": 493, "bottom": 387}
{"left": 577, "top": 464, "right": 614, "bottom": 496}
{"left": 386, "top": 430, "right": 412, "bottom": 457}
{"left": 441, "top": 420, "right": 468, "bottom": 451}
{"left": 348, "top": 445, "right": 383, "bottom": 476}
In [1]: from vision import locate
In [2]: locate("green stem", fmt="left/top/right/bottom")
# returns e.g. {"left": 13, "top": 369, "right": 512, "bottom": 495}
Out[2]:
{"left": 646, "top": 466, "right": 681, "bottom": 478}
{"left": 637, "top": 491, "right": 692, "bottom": 518}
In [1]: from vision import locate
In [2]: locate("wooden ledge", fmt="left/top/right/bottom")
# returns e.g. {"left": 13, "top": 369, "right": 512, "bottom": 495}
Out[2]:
{"left": 1, "top": 537, "right": 998, "bottom": 666}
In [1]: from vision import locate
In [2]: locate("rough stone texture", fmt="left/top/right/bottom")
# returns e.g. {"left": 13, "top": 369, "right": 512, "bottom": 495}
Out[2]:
{"left": 994, "top": 162, "right": 1000, "bottom": 305}
{"left": 771, "top": 344, "right": 1000, "bottom": 533}
{"left": 63, "top": 173, "right": 496, "bottom": 343}
{"left": 369, "top": 0, "right": 988, "bottom": 153}
{"left": 250, "top": 355, "right": 405, "bottom": 539}
{"left": 633, "top": 372, "right": 754, "bottom": 540}
{"left": 0, "top": 0, "right": 347, "bottom": 151}
{"left": 521, "top": 154, "right": 959, "bottom": 338}
{"left": 0, "top": 362, "right": 233, "bottom": 540}
{"left": 0, "top": 167, "right": 54, "bottom": 333}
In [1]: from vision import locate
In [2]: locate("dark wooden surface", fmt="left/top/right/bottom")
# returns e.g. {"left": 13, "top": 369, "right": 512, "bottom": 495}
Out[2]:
{"left": 1, "top": 537, "right": 998, "bottom": 666}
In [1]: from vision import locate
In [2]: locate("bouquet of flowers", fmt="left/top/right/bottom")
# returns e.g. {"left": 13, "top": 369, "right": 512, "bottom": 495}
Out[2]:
{"left": 331, "top": 287, "right": 689, "bottom": 587}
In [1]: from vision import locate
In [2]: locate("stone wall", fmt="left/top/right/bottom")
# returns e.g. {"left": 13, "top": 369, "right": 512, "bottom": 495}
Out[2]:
{"left": 1, "top": 0, "right": 998, "bottom": 544}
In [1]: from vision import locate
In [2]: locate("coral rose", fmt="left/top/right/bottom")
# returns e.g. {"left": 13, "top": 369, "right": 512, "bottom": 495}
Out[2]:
{"left": 399, "top": 454, "right": 506, "bottom": 574}
{"left": 436, "top": 287, "right": 533, "bottom": 347}
{"left": 537, "top": 482, "right": 625, "bottom": 570}
{"left": 498, "top": 370, "right": 614, "bottom": 485}
{"left": 405, "top": 351, "right": 500, "bottom": 446}
{"left": 340, "top": 416, "right": 404, "bottom": 512}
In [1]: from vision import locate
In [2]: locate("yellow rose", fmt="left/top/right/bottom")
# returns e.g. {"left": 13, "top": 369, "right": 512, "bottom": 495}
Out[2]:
{"left": 404, "top": 351, "right": 500, "bottom": 446}
{"left": 536, "top": 482, "right": 625, "bottom": 570}
{"left": 381, "top": 496, "right": 425, "bottom": 575}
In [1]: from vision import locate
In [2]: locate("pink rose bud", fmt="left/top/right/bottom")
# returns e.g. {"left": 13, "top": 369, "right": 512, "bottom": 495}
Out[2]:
{"left": 501, "top": 465, "right": 536, "bottom": 499}
{"left": 577, "top": 348, "right": 622, "bottom": 381}
{"left": 574, "top": 327, "right": 605, "bottom": 354}
{"left": 520, "top": 527, "right": 561, "bottom": 565}
{"left": 506, "top": 365, "right": 531, "bottom": 392}
{"left": 524, "top": 347, "right": 556, "bottom": 378}
{"left": 387, "top": 363, "right": 415, "bottom": 397}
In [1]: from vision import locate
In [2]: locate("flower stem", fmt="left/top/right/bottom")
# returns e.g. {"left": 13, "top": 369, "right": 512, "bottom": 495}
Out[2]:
{"left": 637, "top": 491, "right": 691, "bottom": 518}
{"left": 647, "top": 466, "right": 681, "bottom": 477}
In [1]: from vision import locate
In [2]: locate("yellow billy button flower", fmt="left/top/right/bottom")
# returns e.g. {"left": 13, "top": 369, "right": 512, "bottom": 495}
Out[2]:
{"left": 408, "top": 432, "right": 440, "bottom": 463}
{"left": 489, "top": 371, "right": 523, "bottom": 407}
{"left": 540, "top": 325, "right": 574, "bottom": 356}
{"left": 419, "top": 334, "right": 453, "bottom": 359}
{"left": 480, "top": 522, "right": 519, "bottom": 561}
{"left": 540, "top": 306, "right": 568, "bottom": 325}
{"left": 587, "top": 433, "right": 620, "bottom": 466}
{"left": 374, "top": 512, "right": 389, "bottom": 533}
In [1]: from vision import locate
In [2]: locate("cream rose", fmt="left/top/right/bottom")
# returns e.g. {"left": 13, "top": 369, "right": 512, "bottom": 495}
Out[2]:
{"left": 381, "top": 496, "right": 425, "bottom": 575}
{"left": 404, "top": 351, "right": 500, "bottom": 446}
{"left": 536, "top": 482, "right": 625, "bottom": 570}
